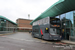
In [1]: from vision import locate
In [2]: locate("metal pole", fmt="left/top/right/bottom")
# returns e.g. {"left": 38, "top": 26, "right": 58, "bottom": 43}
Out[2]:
{"left": 28, "top": 14, "right": 30, "bottom": 19}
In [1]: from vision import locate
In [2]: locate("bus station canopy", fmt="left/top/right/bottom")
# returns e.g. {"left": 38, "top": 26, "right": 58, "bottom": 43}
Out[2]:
{"left": 0, "top": 16, "right": 17, "bottom": 25}
{"left": 30, "top": 0, "right": 75, "bottom": 25}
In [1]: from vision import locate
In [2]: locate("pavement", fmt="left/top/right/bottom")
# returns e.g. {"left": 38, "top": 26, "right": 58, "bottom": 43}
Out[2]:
{"left": 0, "top": 32, "right": 56, "bottom": 50}
{"left": 61, "top": 40, "right": 75, "bottom": 45}
{"left": 0, "top": 36, "right": 55, "bottom": 50}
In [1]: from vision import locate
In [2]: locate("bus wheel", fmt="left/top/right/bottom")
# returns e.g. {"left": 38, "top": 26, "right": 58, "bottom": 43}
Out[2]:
{"left": 42, "top": 36, "right": 44, "bottom": 40}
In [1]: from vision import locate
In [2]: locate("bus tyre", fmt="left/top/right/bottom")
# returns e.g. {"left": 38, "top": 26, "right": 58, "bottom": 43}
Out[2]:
{"left": 42, "top": 36, "right": 44, "bottom": 40}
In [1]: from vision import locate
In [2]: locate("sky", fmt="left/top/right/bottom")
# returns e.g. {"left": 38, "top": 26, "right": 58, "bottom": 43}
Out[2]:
{"left": 0, "top": 0, "right": 59, "bottom": 22}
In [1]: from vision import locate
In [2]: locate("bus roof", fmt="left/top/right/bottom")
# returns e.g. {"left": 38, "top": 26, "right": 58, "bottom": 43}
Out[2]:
{"left": 30, "top": 0, "right": 75, "bottom": 25}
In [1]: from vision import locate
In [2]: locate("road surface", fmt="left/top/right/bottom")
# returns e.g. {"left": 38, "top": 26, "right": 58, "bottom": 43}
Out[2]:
{"left": 0, "top": 32, "right": 74, "bottom": 50}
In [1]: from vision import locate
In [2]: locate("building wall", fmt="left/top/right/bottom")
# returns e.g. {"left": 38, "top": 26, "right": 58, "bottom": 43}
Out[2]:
{"left": 0, "top": 18, "right": 17, "bottom": 32}
{"left": 6, "top": 20, "right": 17, "bottom": 31}
{"left": 16, "top": 18, "right": 33, "bottom": 31}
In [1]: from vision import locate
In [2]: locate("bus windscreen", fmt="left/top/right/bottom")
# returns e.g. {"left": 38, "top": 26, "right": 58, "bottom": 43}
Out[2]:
{"left": 50, "top": 18, "right": 60, "bottom": 27}
{"left": 50, "top": 19, "right": 60, "bottom": 24}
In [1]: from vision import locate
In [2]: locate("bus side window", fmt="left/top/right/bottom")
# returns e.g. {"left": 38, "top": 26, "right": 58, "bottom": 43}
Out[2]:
{"left": 45, "top": 28, "right": 49, "bottom": 33}
{"left": 33, "top": 29, "right": 39, "bottom": 33}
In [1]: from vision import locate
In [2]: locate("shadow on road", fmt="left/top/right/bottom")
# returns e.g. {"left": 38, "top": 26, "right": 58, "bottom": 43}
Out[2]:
{"left": 44, "top": 40, "right": 61, "bottom": 42}
{"left": 35, "top": 37, "right": 61, "bottom": 42}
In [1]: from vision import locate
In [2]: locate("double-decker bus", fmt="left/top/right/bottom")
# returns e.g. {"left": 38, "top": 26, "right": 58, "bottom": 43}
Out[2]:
{"left": 32, "top": 17, "right": 61, "bottom": 40}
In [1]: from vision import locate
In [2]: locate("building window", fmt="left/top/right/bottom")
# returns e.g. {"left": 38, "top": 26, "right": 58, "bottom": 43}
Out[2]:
{"left": 66, "top": 11, "right": 74, "bottom": 27}
{"left": 74, "top": 11, "right": 75, "bottom": 27}
{"left": 55, "top": 16, "right": 59, "bottom": 18}
{"left": 66, "top": 11, "right": 73, "bottom": 20}
{"left": 60, "top": 13, "right": 66, "bottom": 21}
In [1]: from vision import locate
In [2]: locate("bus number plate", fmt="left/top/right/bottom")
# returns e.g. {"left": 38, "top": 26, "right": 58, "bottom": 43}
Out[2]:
{"left": 54, "top": 39, "right": 57, "bottom": 40}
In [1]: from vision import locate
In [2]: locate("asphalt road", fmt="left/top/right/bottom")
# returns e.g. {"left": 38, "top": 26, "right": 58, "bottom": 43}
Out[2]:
{"left": 0, "top": 32, "right": 74, "bottom": 50}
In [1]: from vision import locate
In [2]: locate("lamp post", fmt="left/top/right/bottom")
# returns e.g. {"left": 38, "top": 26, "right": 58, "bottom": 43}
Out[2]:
{"left": 28, "top": 14, "right": 30, "bottom": 19}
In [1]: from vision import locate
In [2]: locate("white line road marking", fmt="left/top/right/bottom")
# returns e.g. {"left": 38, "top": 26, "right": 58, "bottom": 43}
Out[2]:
{"left": 21, "top": 49, "right": 25, "bottom": 50}
{"left": 1, "top": 36, "right": 53, "bottom": 44}
{"left": 1, "top": 36, "right": 6, "bottom": 37}
{"left": 36, "top": 41, "right": 41, "bottom": 42}
{"left": 0, "top": 46, "right": 4, "bottom": 48}
{"left": 1, "top": 36, "right": 34, "bottom": 42}
{"left": 8, "top": 37, "right": 34, "bottom": 41}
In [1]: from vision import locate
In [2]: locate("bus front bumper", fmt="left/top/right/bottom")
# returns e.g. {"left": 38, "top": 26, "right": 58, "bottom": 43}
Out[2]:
{"left": 49, "top": 36, "right": 61, "bottom": 40}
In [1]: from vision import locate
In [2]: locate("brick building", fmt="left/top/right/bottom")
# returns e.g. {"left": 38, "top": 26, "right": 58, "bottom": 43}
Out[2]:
{"left": 16, "top": 18, "right": 33, "bottom": 32}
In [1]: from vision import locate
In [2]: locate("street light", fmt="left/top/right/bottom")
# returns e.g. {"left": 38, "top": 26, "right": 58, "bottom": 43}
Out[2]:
{"left": 28, "top": 14, "right": 30, "bottom": 19}
{"left": 63, "top": 23, "right": 66, "bottom": 26}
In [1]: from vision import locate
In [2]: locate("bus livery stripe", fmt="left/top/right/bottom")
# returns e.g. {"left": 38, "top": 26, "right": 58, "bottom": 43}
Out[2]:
{"left": 40, "top": 29, "right": 43, "bottom": 35}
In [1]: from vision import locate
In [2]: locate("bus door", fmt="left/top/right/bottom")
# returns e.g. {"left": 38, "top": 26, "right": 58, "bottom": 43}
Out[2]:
{"left": 39, "top": 25, "right": 50, "bottom": 39}
{"left": 43, "top": 27, "right": 50, "bottom": 40}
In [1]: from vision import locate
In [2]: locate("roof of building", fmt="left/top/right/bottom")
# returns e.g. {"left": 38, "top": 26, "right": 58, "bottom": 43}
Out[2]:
{"left": 30, "top": 0, "right": 75, "bottom": 25}
{"left": 17, "top": 18, "right": 33, "bottom": 21}
{"left": 0, "top": 16, "right": 17, "bottom": 25}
